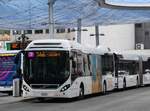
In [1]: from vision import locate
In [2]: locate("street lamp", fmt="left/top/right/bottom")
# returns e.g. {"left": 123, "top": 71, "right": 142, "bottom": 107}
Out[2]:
{"left": 48, "top": 0, "right": 56, "bottom": 39}
{"left": 90, "top": 25, "right": 105, "bottom": 46}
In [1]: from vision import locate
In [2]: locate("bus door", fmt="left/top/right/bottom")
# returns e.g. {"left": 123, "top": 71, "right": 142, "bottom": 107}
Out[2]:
{"left": 102, "top": 54, "right": 115, "bottom": 91}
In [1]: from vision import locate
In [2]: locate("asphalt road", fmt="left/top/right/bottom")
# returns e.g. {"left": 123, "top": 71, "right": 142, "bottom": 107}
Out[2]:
{"left": 0, "top": 87, "right": 150, "bottom": 111}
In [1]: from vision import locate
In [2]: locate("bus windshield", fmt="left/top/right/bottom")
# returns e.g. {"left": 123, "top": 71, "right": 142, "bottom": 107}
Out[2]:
{"left": 24, "top": 51, "right": 70, "bottom": 88}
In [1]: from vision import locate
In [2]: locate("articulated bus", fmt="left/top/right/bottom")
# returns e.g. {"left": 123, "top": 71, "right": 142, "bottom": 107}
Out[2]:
{"left": 21, "top": 39, "right": 115, "bottom": 98}
{"left": 0, "top": 50, "right": 19, "bottom": 95}
{"left": 19, "top": 39, "right": 150, "bottom": 99}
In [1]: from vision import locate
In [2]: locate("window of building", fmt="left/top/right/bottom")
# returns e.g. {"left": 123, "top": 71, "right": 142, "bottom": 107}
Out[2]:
{"left": 35, "top": 30, "right": 43, "bottom": 34}
{"left": 145, "top": 31, "right": 149, "bottom": 36}
{"left": 67, "top": 28, "right": 71, "bottom": 33}
{"left": 56, "top": 28, "right": 66, "bottom": 33}
{"left": 13, "top": 30, "right": 21, "bottom": 35}
{"left": 25, "top": 30, "right": 32, "bottom": 34}
{"left": 46, "top": 29, "right": 49, "bottom": 33}
{"left": 0, "top": 30, "right": 10, "bottom": 35}
{"left": 135, "top": 23, "right": 142, "bottom": 28}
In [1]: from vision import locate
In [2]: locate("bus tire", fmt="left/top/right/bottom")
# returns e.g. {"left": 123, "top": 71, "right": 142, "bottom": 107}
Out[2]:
{"left": 136, "top": 77, "right": 139, "bottom": 88}
{"left": 123, "top": 79, "right": 126, "bottom": 89}
{"left": 103, "top": 81, "right": 107, "bottom": 94}
{"left": 79, "top": 84, "right": 84, "bottom": 99}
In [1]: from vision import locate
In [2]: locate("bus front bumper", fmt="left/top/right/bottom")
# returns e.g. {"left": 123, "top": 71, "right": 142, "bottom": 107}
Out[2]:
{"left": 23, "top": 89, "right": 74, "bottom": 98}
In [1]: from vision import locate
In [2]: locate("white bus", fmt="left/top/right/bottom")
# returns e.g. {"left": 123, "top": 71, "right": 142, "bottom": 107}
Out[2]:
{"left": 21, "top": 39, "right": 115, "bottom": 98}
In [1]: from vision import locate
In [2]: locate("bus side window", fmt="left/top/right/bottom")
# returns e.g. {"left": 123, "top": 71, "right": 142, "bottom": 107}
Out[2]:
{"left": 102, "top": 55, "right": 114, "bottom": 75}
{"left": 88, "top": 55, "right": 92, "bottom": 76}
{"left": 77, "top": 52, "right": 83, "bottom": 76}
{"left": 83, "top": 54, "right": 91, "bottom": 76}
{"left": 71, "top": 52, "right": 78, "bottom": 81}
{"left": 71, "top": 51, "right": 84, "bottom": 81}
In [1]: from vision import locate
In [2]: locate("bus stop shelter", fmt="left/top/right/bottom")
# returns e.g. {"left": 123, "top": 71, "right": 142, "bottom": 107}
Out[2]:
{"left": 0, "top": 0, "right": 150, "bottom": 30}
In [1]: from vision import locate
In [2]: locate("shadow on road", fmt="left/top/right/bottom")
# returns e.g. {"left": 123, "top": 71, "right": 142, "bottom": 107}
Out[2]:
{"left": 19, "top": 85, "right": 150, "bottom": 104}
{"left": 20, "top": 93, "right": 106, "bottom": 104}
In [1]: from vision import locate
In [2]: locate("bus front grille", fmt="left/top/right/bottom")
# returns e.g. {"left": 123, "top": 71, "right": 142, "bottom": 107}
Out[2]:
{"left": 30, "top": 84, "right": 60, "bottom": 89}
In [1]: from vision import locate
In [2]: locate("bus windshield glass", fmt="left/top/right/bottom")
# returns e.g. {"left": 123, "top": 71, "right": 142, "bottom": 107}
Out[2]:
{"left": 24, "top": 51, "right": 70, "bottom": 88}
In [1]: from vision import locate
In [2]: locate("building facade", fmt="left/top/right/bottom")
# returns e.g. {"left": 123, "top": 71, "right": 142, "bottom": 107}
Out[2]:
{"left": 0, "top": 24, "right": 135, "bottom": 51}
{"left": 135, "top": 23, "right": 150, "bottom": 49}
{"left": 78, "top": 24, "right": 135, "bottom": 51}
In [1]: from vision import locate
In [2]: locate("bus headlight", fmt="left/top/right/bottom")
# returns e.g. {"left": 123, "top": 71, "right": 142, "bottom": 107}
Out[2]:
{"left": 60, "top": 84, "right": 70, "bottom": 92}
{"left": 23, "top": 85, "right": 30, "bottom": 92}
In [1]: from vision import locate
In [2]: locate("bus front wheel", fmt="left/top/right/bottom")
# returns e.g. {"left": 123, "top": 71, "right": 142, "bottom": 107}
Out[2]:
{"left": 103, "top": 82, "right": 107, "bottom": 94}
{"left": 123, "top": 79, "right": 126, "bottom": 89}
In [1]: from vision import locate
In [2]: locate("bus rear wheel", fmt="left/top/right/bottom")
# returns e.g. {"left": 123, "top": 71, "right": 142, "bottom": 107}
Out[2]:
{"left": 136, "top": 78, "right": 139, "bottom": 88}
{"left": 103, "top": 82, "right": 107, "bottom": 94}
{"left": 79, "top": 85, "right": 84, "bottom": 99}
{"left": 123, "top": 79, "right": 126, "bottom": 90}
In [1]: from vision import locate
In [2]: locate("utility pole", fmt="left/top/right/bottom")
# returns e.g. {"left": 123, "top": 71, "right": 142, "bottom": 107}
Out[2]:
{"left": 77, "top": 18, "right": 82, "bottom": 44}
{"left": 90, "top": 25, "right": 105, "bottom": 47}
{"left": 95, "top": 25, "right": 99, "bottom": 46}
{"left": 48, "top": 0, "right": 55, "bottom": 39}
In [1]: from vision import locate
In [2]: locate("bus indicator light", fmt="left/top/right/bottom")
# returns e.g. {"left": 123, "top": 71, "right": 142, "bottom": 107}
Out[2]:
{"left": 28, "top": 52, "right": 35, "bottom": 59}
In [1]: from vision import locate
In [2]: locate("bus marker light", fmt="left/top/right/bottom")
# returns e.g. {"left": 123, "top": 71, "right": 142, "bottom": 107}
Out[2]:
{"left": 28, "top": 52, "right": 35, "bottom": 59}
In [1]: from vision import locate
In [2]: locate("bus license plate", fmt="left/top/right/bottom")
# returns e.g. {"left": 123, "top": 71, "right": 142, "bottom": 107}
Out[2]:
{"left": 41, "top": 93, "right": 48, "bottom": 96}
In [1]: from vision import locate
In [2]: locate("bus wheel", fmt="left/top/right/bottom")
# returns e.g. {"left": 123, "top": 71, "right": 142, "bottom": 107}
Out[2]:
{"left": 103, "top": 82, "right": 107, "bottom": 94}
{"left": 136, "top": 78, "right": 139, "bottom": 88}
{"left": 123, "top": 79, "right": 126, "bottom": 89}
{"left": 79, "top": 84, "right": 84, "bottom": 99}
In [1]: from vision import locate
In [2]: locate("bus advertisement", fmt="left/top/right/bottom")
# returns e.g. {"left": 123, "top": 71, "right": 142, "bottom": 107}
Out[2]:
{"left": 0, "top": 50, "right": 19, "bottom": 95}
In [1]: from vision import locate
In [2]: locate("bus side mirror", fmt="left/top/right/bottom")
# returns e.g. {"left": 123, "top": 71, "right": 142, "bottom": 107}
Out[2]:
{"left": 13, "top": 68, "right": 22, "bottom": 79}
{"left": 17, "top": 68, "right": 22, "bottom": 75}
{"left": 148, "top": 58, "right": 150, "bottom": 63}
{"left": 113, "top": 53, "right": 118, "bottom": 61}
{"left": 70, "top": 56, "right": 73, "bottom": 60}
{"left": 14, "top": 53, "right": 20, "bottom": 64}
{"left": 70, "top": 56, "right": 76, "bottom": 68}
{"left": 14, "top": 50, "right": 25, "bottom": 64}
{"left": 72, "top": 61, "right": 76, "bottom": 68}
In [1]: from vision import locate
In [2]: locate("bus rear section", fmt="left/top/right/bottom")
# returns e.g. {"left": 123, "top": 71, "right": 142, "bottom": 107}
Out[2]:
{"left": 115, "top": 53, "right": 139, "bottom": 89}
{"left": 0, "top": 51, "right": 18, "bottom": 94}
{"left": 141, "top": 53, "right": 150, "bottom": 85}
